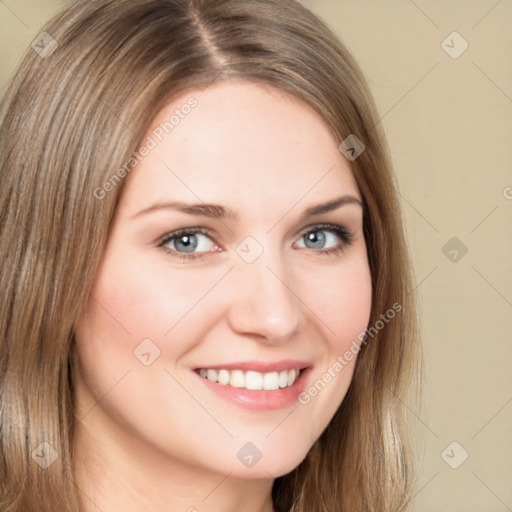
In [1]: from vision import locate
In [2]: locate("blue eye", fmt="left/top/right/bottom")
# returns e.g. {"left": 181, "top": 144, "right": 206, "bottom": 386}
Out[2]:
{"left": 297, "top": 224, "right": 354, "bottom": 256}
{"left": 158, "top": 223, "right": 355, "bottom": 261}
{"left": 158, "top": 227, "right": 218, "bottom": 260}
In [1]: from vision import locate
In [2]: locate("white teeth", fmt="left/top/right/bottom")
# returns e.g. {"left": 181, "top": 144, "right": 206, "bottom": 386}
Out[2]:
{"left": 287, "top": 369, "right": 297, "bottom": 386}
{"left": 218, "top": 369, "right": 230, "bottom": 386}
{"left": 197, "top": 367, "right": 301, "bottom": 390}
{"left": 278, "top": 370, "right": 289, "bottom": 388}
{"left": 206, "top": 369, "right": 218, "bottom": 382}
{"left": 230, "top": 370, "right": 245, "bottom": 388}
{"left": 263, "top": 372, "right": 279, "bottom": 391}
{"left": 245, "top": 371, "right": 263, "bottom": 390}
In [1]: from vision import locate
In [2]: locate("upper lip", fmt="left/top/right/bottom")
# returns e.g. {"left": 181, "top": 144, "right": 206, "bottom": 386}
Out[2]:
{"left": 194, "top": 360, "right": 311, "bottom": 373}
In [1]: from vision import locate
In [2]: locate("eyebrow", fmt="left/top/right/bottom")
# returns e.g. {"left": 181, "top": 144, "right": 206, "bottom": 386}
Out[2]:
{"left": 131, "top": 194, "right": 363, "bottom": 221}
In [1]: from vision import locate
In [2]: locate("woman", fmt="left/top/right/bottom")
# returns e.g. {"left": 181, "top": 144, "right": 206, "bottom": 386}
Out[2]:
{"left": 0, "top": 0, "right": 421, "bottom": 511}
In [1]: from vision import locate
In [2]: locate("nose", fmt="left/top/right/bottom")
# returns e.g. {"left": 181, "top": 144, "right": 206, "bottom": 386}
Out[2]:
{"left": 225, "top": 248, "right": 304, "bottom": 344}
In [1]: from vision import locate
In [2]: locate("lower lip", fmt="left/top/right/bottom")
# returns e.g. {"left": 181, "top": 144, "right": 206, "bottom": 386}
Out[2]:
{"left": 193, "top": 368, "right": 312, "bottom": 411}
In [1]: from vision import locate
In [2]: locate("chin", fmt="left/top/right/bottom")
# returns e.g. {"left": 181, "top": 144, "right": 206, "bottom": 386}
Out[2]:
{"left": 227, "top": 448, "right": 311, "bottom": 480}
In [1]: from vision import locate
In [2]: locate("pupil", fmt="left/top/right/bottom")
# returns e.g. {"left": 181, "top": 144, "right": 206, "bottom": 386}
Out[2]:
{"left": 177, "top": 234, "right": 197, "bottom": 253}
{"left": 307, "top": 231, "right": 325, "bottom": 249}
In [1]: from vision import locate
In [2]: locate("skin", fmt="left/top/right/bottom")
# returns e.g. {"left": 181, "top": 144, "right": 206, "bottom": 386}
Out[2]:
{"left": 72, "top": 79, "right": 372, "bottom": 512}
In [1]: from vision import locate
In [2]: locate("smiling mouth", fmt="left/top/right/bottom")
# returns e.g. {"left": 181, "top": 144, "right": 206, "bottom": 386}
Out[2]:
{"left": 194, "top": 367, "right": 304, "bottom": 391}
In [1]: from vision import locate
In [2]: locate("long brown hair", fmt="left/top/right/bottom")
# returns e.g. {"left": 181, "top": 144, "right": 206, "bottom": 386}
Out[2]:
{"left": 0, "top": 1, "right": 421, "bottom": 510}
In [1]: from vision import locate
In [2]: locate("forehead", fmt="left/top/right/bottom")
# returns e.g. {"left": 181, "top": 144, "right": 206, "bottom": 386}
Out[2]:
{"left": 119, "top": 79, "right": 360, "bottom": 217}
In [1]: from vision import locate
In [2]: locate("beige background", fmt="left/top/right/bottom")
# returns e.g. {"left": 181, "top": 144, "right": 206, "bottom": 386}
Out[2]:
{"left": 1, "top": 1, "right": 511, "bottom": 510}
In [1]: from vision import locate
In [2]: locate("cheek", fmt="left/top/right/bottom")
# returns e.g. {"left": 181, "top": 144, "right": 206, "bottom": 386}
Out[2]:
{"left": 72, "top": 253, "right": 210, "bottom": 449}
{"left": 72, "top": 249, "right": 226, "bottom": 411}
{"left": 294, "top": 255, "right": 372, "bottom": 425}
{"left": 311, "top": 256, "right": 373, "bottom": 349}
{"left": 79, "top": 253, "right": 212, "bottom": 345}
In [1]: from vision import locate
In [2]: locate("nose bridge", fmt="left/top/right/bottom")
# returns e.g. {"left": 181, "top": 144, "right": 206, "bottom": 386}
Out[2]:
{"left": 227, "top": 241, "right": 303, "bottom": 341}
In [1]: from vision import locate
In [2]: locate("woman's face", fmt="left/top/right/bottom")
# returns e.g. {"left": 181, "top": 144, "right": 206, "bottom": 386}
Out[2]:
{"left": 73, "top": 80, "right": 372, "bottom": 480}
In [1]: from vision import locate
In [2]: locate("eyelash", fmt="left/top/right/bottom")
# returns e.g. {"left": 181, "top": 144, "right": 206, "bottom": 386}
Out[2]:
{"left": 157, "top": 223, "right": 355, "bottom": 261}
